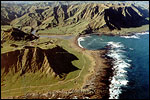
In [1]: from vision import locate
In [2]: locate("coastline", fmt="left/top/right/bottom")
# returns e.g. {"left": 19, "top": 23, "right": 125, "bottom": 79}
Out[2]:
{"left": 6, "top": 34, "right": 113, "bottom": 99}
{"left": 71, "top": 35, "right": 114, "bottom": 99}
{"left": 74, "top": 29, "right": 149, "bottom": 99}
{"left": 4, "top": 28, "right": 149, "bottom": 99}
{"left": 75, "top": 29, "right": 149, "bottom": 99}
{"left": 79, "top": 30, "right": 149, "bottom": 37}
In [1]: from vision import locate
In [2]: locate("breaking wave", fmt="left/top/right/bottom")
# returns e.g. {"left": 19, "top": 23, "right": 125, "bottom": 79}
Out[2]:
{"left": 120, "top": 31, "right": 149, "bottom": 39}
{"left": 120, "top": 35, "right": 139, "bottom": 39}
{"left": 136, "top": 31, "right": 149, "bottom": 35}
{"left": 77, "top": 37, "right": 85, "bottom": 48}
{"left": 77, "top": 36, "right": 92, "bottom": 48}
{"left": 106, "top": 42, "right": 131, "bottom": 99}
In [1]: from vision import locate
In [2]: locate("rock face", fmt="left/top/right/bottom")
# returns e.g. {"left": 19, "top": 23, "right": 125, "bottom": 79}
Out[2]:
{"left": 103, "top": 6, "right": 148, "bottom": 30}
{"left": 1, "top": 46, "right": 79, "bottom": 79}
{"left": 1, "top": 3, "right": 149, "bottom": 34}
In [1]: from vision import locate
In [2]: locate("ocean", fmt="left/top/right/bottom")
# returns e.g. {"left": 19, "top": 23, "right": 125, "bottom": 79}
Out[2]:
{"left": 78, "top": 32, "right": 149, "bottom": 99}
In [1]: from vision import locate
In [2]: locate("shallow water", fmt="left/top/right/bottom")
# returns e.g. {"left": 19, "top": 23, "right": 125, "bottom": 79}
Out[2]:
{"left": 78, "top": 32, "right": 149, "bottom": 99}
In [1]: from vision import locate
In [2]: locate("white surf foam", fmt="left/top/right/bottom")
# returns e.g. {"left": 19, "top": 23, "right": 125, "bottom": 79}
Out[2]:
{"left": 107, "top": 41, "right": 131, "bottom": 99}
{"left": 77, "top": 36, "right": 96, "bottom": 48}
{"left": 120, "top": 35, "right": 139, "bottom": 39}
{"left": 136, "top": 31, "right": 149, "bottom": 35}
{"left": 129, "top": 48, "right": 134, "bottom": 50}
{"left": 107, "top": 42, "right": 124, "bottom": 48}
{"left": 120, "top": 32, "right": 149, "bottom": 39}
{"left": 77, "top": 37, "right": 85, "bottom": 48}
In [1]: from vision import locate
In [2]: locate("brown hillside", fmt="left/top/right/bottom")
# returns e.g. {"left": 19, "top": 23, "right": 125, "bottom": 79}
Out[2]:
{"left": 1, "top": 46, "right": 79, "bottom": 80}
{"left": 1, "top": 28, "right": 38, "bottom": 43}
{"left": 2, "top": 3, "right": 149, "bottom": 34}
{"left": 1, "top": 3, "right": 30, "bottom": 25}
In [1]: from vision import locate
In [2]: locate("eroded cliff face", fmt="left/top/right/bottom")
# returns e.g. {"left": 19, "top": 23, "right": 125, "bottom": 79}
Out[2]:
{"left": 1, "top": 46, "right": 79, "bottom": 80}
{"left": 103, "top": 6, "right": 148, "bottom": 30}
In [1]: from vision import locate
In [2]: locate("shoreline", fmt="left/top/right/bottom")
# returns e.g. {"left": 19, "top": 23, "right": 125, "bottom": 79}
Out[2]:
{"left": 75, "top": 30, "right": 149, "bottom": 99}
{"left": 74, "top": 30, "right": 149, "bottom": 99}
{"left": 4, "top": 29, "right": 149, "bottom": 99}
{"left": 74, "top": 36, "right": 112, "bottom": 99}
{"left": 6, "top": 34, "right": 113, "bottom": 99}
{"left": 79, "top": 29, "right": 149, "bottom": 37}
{"left": 70, "top": 35, "right": 114, "bottom": 99}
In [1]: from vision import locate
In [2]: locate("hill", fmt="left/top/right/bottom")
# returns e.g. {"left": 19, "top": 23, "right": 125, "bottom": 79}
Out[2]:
{"left": 1, "top": 45, "right": 79, "bottom": 80}
{"left": 1, "top": 38, "right": 92, "bottom": 98}
{"left": 1, "top": 1, "right": 149, "bottom": 8}
{"left": 37, "top": 3, "right": 149, "bottom": 34}
{"left": 1, "top": 3, "right": 30, "bottom": 25}
{"left": 1, "top": 3, "right": 149, "bottom": 35}
{"left": 1, "top": 26, "right": 38, "bottom": 43}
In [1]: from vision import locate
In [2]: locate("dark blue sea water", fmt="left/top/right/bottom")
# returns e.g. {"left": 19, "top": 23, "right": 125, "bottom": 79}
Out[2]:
{"left": 78, "top": 32, "right": 149, "bottom": 99}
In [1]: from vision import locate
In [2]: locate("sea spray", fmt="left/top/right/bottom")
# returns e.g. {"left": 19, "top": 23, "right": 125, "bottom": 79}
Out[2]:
{"left": 106, "top": 42, "right": 131, "bottom": 99}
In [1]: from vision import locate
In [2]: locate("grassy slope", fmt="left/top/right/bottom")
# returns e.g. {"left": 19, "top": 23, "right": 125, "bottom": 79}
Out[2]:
{"left": 1, "top": 37, "right": 91, "bottom": 98}
{"left": 37, "top": 19, "right": 89, "bottom": 35}
{"left": 97, "top": 24, "right": 149, "bottom": 35}
{"left": 37, "top": 24, "right": 149, "bottom": 36}
{"left": 1, "top": 3, "right": 149, "bottom": 97}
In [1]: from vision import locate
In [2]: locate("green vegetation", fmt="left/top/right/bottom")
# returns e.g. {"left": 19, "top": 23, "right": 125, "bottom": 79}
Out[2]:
{"left": 96, "top": 24, "right": 149, "bottom": 35}
{"left": 1, "top": 41, "right": 26, "bottom": 53}
{"left": 1, "top": 25, "right": 12, "bottom": 30}
{"left": 21, "top": 26, "right": 33, "bottom": 33}
{"left": 1, "top": 3, "right": 149, "bottom": 35}
{"left": 111, "top": 24, "right": 149, "bottom": 35}
{"left": 1, "top": 37, "right": 92, "bottom": 98}
{"left": 37, "top": 19, "right": 89, "bottom": 35}
{"left": 1, "top": 2, "right": 149, "bottom": 98}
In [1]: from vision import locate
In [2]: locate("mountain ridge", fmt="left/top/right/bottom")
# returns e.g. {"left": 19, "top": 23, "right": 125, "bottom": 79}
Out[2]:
{"left": 1, "top": 45, "right": 79, "bottom": 80}
{"left": 1, "top": 3, "right": 149, "bottom": 34}
{"left": 1, "top": 27, "right": 38, "bottom": 43}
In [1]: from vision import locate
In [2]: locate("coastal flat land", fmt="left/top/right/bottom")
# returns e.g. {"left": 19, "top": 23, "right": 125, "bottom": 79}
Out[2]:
{"left": 1, "top": 24, "right": 149, "bottom": 99}
{"left": 1, "top": 1, "right": 149, "bottom": 99}
{"left": 1, "top": 33, "right": 112, "bottom": 99}
{"left": 1, "top": 36, "right": 91, "bottom": 98}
